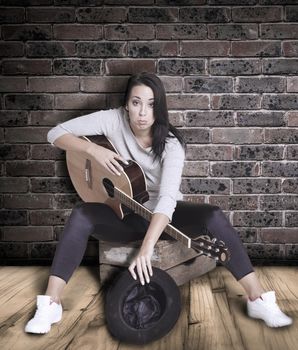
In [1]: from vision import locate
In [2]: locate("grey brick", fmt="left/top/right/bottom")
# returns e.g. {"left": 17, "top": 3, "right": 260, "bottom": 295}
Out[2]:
{"left": 31, "top": 145, "right": 65, "bottom": 160}
{"left": 158, "top": 59, "right": 206, "bottom": 75}
{"left": 0, "top": 111, "right": 28, "bottom": 127}
{"left": 55, "top": 94, "right": 106, "bottom": 110}
{"left": 181, "top": 41, "right": 230, "bottom": 57}
{"left": 235, "top": 146, "right": 284, "bottom": 160}
{"left": 246, "top": 243, "right": 281, "bottom": 260}
{"left": 156, "top": 24, "right": 207, "bottom": 40}
{"left": 0, "top": 7, "right": 24, "bottom": 24}
{"left": 232, "top": 7, "right": 282, "bottom": 22}
{"left": 27, "top": 7, "right": 75, "bottom": 23}
{"left": 185, "top": 77, "right": 233, "bottom": 93}
{"left": 237, "top": 111, "right": 285, "bottom": 127}
{"left": 209, "top": 195, "right": 258, "bottom": 211}
{"left": 260, "top": 195, "right": 298, "bottom": 210}
{"left": 285, "top": 244, "right": 298, "bottom": 260}
{"left": 237, "top": 228, "right": 258, "bottom": 243}
{"left": 0, "top": 42, "right": 24, "bottom": 57}
{"left": 167, "top": 94, "right": 209, "bottom": 109}
{"left": 0, "top": 145, "right": 29, "bottom": 160}
{"left": 285, "top": 212, "right": 298, "bottom": 227}
{"left": 287, "top": 146, "right": 298, "bottom": 160}
{"left": 180, "top": 128, "right": 210, "bottom": 144}
{"left": 77, "top": 42, "right": 126, "bottom": 57}
{"left": 185, "top": 111, "right": 234, "bottom": 127}
{"left": 260, "top": 24, "right": 298, "bottom": 39}
{"left": 54, "top": 194, "right": 82, "bottom": 209}
{"left": 208, "top": 24, "right": 258, "bottom": 40}
{"left": 30, "top": 242, "right": 57, "bottom": 259}
{"left": 6, "top": 161, "right": 55, "bottom": 176}
{"left": 55, "top": 160, "right": 69, "bottom": 177}
{"left": 233, "top": 212, "right": 282, "bottom": 227}
{"left": 0, "top": 242, "right": 28, "bottom": 259}
{"left": 2, "top": 59, "right": 52, "bottom": 75}
{"left": 128, "top": 41, "right": 177, "bottom": 58}
{"left": 265, "top": 129, "right": 298, "bottom": 143}
{"left": 213, "top": 94, "right": 261, "bottom": 110}
{"left": 210, "top": 59, "right": 261, "bottom": 75}
{"left": 30, "top": 209, "right": 71, "bottom": 225}
{"left": 0, "top": 177, "right": 29, "bottom": 193}
{"left": 211, "top": 162, "right": 259, "bottom": 177}
{"left": 262, "top": 162, "right": 298, "bottom": 177}
{"left": 0, "top": 210, "right": 27, "bottom": 225}
{"left": 31, "top": 177, "right": 75, "bottom": 193}
{"left": 0, "top": 77, "right": 27, "bottom": 92}
{"left": 105, "top": 24, "right": 155, "bottom": 40}
{"left": 231, "top": 41, "right": 280, "bottom": 57}
{"left": 180, "top": 7, "right": 230, "bottom": 23}
{"left": 5, "top": 94, "right": 54, "bottom": 110}
{"left": 263, "top": 59, "right": 298, "bottom": 75}
{"left": 27, "top": 41, "right": 76, "bottom": 57}
{"left": 105, "top": 59, "right": 155, "bottom": 75}
{"left": 3, "top": 194, "right": 53, "bottom": 209}
{"left": 233, "top": 179, "right": 281, "bottom": 194}
{"left": 186, "top": 145, "right": 233, "bottom": 161}
{"left": 285, "top": 6, "right": 298, "bottom": 22}
{"left": 77, "top": 7, "right": 126, "bottom": 23}
{"left": 2, "top": 25, "right": 52, "bottom": 41}
{"left": 160, "top": 77, "right": 183, "bottom": 93}
{"left": 181, "top": 178, "right": 230, "bottom": 194}
{"left": 282, "top": 179, "right": 298, "bottom": 194}
{"left": 54, "top": 59, "right": 102, "bottom": 75}
{"left": 30, "top": 110, "right": 84, "bottom": 126}
{"left": 128, "top": 7, "right": 178, "bottom": 23}
{"left": 236, "top": 77, "right": 285, "bottom": 93}
{"left": 263, "top": 95, "right": 298, "bottom": 110}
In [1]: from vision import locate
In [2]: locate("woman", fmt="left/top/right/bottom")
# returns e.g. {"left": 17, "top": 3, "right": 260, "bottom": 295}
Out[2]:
{"left": 25, "top": 72, "right": 292, "bottom": 334}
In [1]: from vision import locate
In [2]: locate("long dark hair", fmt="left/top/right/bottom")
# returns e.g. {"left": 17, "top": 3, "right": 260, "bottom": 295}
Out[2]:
{"left": 124, "top": 72, "right": 185, "bottom": 160}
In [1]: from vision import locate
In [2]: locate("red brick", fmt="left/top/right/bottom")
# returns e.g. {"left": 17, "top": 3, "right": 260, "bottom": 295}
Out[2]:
{"left": 186, "top": 145, "right": 233, "bottom": 160}
{"left": 29, "top": 77, "right": 79, "bottom": 92}
{"left": 27, "top": 7, "right": 75, "bottom": 23}
{"left": 287, "top": 77, "right": 298, "bottom": 93}
{"left": 209, "top": 195, "right": 258, "bottom": 211}
{"left": 31, "top": 144, "right": 65, "bottom": 160}
{"left": 2, "top": 24, "right": 52, "bottom": 41}
{"left": 27, "top": 41, "right": 76, "bottom": 57}
{"left": 0, "top": 77, "right": 27, "bottom": 92}
{"left": 261, "top": 24, "right": 298, "bottom": 39}
{"left": 287, "top": 111, "right": 298, "bottom": 126}
{"left": 105, "top": 59, "right": 155, "bottom": 75}
{"left": 181, "top": 41, "right": 230, "bottom": 57}
{"left": 260, "top": 228, "right": 298, "bottom": 244}
{"left": 30, "top": 110, "right": 84, "bottom": 126}
{"left": 209, "top": 24, "right": 258, "bottom": 40}
{"left": 212, "top": 94, "right": 261, "bottom": 110}
{"left": 182, "top": 161, "right": 209, "bottom": 177}
{"left": 283, "top": 41, "right": 298, "bottom": 57}
{"left": 5, "top": 127, "right": 49, "bottom": 143}
{"left": 29, "top": 209, "right": 71, "bottom": 225}
{"left": 2, "top": 59, "right": 52, "bottom": 75}
{"left": 231, "top": 41, "right": 280, "bottom": 57}
{"left": 1, "top": 226, "right": 54, "bottom": 242}
{"left": 212, "top": 128, "right": 263, "bottom": 144}
{"left": 105, "top": 24, "right": 155, "bottom": 40}
{"left": 55, "top": 93, "right": 106, "bottom": 110}
{"left": 0, "top": 111, "right": 28, "bottom": 127}
{"left": 81, "top": 76, "right": 128, "bottom": 93}
{"left": 54, "top": 24, "right": 103, "bottom": 40}
{"left": 160, "top": 76, "right": 182, "bottom": 92}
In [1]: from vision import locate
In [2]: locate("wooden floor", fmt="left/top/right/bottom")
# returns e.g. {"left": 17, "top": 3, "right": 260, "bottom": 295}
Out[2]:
{"left": 0, "top": 265, "right": 297, "bottom": 350}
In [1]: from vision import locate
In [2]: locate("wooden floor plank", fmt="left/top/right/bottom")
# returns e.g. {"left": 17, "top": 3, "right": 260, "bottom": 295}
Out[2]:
{"left": 0, "top": 266, "right": 297, "bottom": 350}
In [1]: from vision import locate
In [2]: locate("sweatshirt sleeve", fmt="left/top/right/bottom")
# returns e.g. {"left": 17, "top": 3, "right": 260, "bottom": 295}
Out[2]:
{"left": 153, "top": 138, "right": 185, "bottom": 221}
{"left": 47, "top": 108, "right": 121, "bottom": 145}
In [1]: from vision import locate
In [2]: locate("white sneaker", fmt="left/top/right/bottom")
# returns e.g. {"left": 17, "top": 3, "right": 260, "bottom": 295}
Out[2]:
{"left": 247, "top": 291, "right": 293, "bottom": 328}
{"left": 25, "top": 295, "right": 63, "bottom": 334}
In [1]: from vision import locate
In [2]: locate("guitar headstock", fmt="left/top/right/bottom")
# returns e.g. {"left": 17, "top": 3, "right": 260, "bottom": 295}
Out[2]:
{"left": 190, "top": 235, "right": 230, "bottom": 264}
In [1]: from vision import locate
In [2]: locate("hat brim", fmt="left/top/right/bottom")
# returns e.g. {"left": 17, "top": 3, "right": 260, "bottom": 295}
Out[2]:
{"left": 105, "top": 267, "right": 181, "bottom": 344}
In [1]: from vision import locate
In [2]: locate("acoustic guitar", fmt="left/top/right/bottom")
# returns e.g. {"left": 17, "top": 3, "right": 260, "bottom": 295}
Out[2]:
{"left": 66, "top": 135, "right": 230, "bottom": 264}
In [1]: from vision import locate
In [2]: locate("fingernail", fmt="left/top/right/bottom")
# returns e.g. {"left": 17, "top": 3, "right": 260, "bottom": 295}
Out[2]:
{"left": 141, "top": 280, "right": 145, "bottom": 285}
{"left": 146, "top": 279, "right": 150, "bottom": 284}
{"left": 133, "top": 275, "right": 137, "bottom": 280}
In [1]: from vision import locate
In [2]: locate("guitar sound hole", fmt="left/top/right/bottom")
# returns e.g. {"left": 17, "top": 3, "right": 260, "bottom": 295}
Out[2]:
{"left": 102, "top": 178, "right": 115, "bottom": 198}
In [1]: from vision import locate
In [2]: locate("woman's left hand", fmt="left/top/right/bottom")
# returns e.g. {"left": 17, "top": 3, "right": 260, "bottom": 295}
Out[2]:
{"left": 128, "top": 244, "right": 154, "bottom": 285}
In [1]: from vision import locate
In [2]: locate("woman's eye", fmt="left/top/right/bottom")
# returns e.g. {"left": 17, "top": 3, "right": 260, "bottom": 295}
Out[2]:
{"left": 132, "top": 100, "right": 139, "bottom": 106}
{"left": 149, "top": 103, "right": 154, "bottom": 108}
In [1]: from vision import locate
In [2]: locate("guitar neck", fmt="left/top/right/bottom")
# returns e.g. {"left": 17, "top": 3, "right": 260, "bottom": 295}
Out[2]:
{"left": 115, "top": 187, "right": 192, "bottom": 248}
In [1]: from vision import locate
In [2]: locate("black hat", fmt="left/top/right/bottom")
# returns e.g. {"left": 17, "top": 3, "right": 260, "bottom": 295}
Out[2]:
{"left": 104, "top": 267, "right": 181, "bottom": 345}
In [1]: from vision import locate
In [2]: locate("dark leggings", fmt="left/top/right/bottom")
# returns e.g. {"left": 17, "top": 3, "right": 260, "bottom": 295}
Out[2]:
{"left": 50, "top": 201, "right": 254, "bottom": 283}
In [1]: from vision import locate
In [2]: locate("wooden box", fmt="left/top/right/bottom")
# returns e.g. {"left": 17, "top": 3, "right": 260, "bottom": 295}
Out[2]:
{"left": 99, "top": 240, "right": 216, "bottom": 286}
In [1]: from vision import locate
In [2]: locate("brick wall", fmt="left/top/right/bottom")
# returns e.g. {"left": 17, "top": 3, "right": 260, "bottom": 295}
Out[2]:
{"left": 1, "top": 1, "right": 298, "bottom": 265}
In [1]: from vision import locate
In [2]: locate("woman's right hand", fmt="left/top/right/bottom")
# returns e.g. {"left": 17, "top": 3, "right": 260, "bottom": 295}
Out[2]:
{"left": 87, "top": 143, "right": 128, "bottom": 176}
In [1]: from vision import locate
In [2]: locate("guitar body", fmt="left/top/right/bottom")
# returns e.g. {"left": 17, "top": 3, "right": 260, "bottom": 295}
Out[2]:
{"left": 66, "top": 135, "right": 149, "bottom": 219}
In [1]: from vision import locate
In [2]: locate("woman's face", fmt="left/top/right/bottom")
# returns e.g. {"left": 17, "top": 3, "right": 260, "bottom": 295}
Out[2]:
{"left": 126, "top": 84, "right": 155, "bottom": 134}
